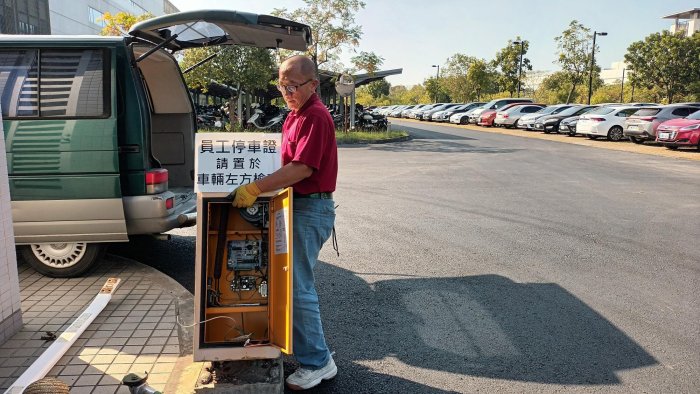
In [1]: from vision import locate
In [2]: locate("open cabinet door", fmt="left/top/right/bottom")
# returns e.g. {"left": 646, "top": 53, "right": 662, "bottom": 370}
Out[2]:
{"left": 269, "top": 188, "right": 293, "bottom": 354}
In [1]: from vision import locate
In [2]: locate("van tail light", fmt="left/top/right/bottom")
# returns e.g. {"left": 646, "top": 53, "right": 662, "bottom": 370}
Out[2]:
{"left": 591, "top": 117, "right": 605, "bottom": 122}
{"left": 146, "top": 168, "right": 168, "bottom": 194}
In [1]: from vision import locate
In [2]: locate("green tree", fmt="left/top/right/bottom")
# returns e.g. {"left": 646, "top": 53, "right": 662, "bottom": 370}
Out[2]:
{"left": 351, "top": 51, "right": 384, "bottom": 75}
{"left": 492, "top": 38, "right": 532, "bottom": 97}
{"left": 466, "top": 59, "right": 496, "bottom": 101}
{"left": 625, "top": 31, "right": 700, "bottom": 104}
{"left": 554, "top": 20, "right": 600, "bottom": 103}
{"left": 99, "top": 11, "right": 152, "bottom": 36}
{"left": 179, "top": 46, "right": 275, "bottom": 125}
{"left": 272, "top": 0, "right": 365, "bottom": 73}
{"left": 394, "top": 84, "right": 430, "bottom": 104}
{"left": 366, "top": 79, "right": 390, "bottom": 98}
{"left": 425, "top": 77, "right": 450, "bottom": 103}
{"left": 441, "top": 54, "right": 478, "bottom": 102}
{"left": 180, "top": 46, "right": 275, "bottom": 94}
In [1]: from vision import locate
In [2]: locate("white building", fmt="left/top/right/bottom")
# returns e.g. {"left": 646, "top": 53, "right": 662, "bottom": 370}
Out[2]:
{"left": 598, "top": 9, "right": 700, "bottom": 86}
{"left": 600, "top": 61, "right": 627, "bottom": 85}
{"left": 663, "top": 8, "right": 700, "bottom": 37}
{"left": 49, "top": 0, "right": 178, "bottom": 35}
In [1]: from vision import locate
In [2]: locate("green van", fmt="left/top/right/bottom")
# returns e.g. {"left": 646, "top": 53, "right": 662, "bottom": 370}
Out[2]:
{"left": 0, "top": 10, "right": 311, "bottom": 277}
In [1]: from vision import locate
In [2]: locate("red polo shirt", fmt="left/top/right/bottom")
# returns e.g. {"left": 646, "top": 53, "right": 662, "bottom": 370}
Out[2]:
{"left": 281, "top": 93, "right": 338, "bottom": 194}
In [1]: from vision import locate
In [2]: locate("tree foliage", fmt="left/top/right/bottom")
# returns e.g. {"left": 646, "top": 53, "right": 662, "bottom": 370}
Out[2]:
{"left": 441, "top": 54, "right": 477, "bottom": 102}
{"left": 624, "top": 31, "right": 700, "bottom": 104}
{"left": 554, "top": 20, "right": 600, "bottom": 103}
{"left": 272, "top": 0, "right": 365, "bottom": 72}
{"left": 351, "top": 51, "right": 384, "bottom": 75}
{"left": 366, "top": 79, "right": 390, "bottom": 98}
{"left": 179, "top": 46, "right": 276, "bottom": 95}
{"left": 466, "top": 59, "right": 497, "bottom": 101}
{"left": 534, "top": 71, "right": 602, "bottom": 104}
{"left": 99, "top": 11, "right": 152, "bottom": 36}
{"left": 436, "top": 55, "right": 498, "bottom": 102}
{"left": 492, "top": 38, "right": 532, "bottom": 97}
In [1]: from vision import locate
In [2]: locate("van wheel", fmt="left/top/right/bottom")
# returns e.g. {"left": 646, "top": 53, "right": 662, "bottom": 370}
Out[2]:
{"left": 21, "top": 243, "right": 105, "bottom": 278}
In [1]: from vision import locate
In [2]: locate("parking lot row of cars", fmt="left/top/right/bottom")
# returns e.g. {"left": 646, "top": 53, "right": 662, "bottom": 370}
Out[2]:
{"left": 375, "top": 100, "right": 700, "bottom": 150}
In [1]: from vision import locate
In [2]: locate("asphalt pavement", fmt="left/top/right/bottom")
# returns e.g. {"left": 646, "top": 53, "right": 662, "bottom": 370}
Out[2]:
{"left": 112, "top": 119, "right": 700, "bottom": 393}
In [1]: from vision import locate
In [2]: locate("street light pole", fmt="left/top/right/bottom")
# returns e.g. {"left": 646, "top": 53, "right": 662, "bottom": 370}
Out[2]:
{"left": 513, "top": 40, "right": 525, "bottom": 98}
{"left": 432, "top": 64, "right": 440, "bottom": 103}
{"left": 587, "top": 31, "right": 607, "bottom": 105}
{"left": 620, "top": 68, "right": 626, "bottom": 103}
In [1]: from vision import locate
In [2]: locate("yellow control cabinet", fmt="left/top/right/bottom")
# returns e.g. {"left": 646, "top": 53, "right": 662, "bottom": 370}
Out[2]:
{"left": 193, "top": 189, "right": 293, "bottom": 361}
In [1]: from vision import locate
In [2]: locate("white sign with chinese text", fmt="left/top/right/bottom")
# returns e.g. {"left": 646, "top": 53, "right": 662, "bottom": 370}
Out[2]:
{"left": 195, "top": 133, "right": 282, "bottom": 193}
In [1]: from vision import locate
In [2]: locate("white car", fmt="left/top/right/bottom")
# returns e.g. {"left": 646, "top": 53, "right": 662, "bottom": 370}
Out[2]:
{"left": 577, "top": 105, "right": 651, "bottom": 141}
{"left": 451, "top": 107, "right": 484, "bottom": 124}
{"left": 517, "top": 104, "right": 572, "bottom": 130}
{"left": 494, "top": 105, "right": 545, "bottom": 128}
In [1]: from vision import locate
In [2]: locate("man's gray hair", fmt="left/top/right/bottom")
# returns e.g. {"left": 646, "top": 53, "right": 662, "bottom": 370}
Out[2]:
{"left": 282, "top": 55, "right": 317, "bottom": 80}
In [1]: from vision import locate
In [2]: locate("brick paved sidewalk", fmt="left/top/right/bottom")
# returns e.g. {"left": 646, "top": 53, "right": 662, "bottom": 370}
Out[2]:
{"left": 0, "top": 255, "right": 194, "bottom": 394}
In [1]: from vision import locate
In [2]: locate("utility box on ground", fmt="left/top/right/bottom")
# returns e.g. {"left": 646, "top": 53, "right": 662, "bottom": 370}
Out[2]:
{"left": 193, "top": 189, "right": 293, "bottom": 361}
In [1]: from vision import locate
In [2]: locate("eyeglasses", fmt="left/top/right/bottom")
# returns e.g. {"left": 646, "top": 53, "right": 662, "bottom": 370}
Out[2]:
{"left": 277, "top": 79, "right": 313, "bottom": 94}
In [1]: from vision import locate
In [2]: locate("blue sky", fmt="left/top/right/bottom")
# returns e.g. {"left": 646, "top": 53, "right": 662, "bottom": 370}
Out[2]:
{"left": 169, "top": 0, "right": 698, "bottom": 86}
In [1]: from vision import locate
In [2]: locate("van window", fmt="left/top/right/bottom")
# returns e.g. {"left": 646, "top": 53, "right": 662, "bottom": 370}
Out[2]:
{"left": 0, "top": 49, "right": 109, "bottom": 118}
{"left": 0, "top": 50, "right": 39, "bottom": 117}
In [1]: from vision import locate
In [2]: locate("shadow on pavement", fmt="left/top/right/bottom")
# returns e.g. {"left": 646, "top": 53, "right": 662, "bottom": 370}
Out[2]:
{"left": 108, "top": 235, "right": 196, "bottom": 293}
{"left": 299, "top": 264, "right": 657, "bottom": 392}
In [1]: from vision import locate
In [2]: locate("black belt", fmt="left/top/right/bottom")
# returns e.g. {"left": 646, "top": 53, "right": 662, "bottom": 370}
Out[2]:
{"left": 294, "top": 192, "right": 333, "bottom": 199}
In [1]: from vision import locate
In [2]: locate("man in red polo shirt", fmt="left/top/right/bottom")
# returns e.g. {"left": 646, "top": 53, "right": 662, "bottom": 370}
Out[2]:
{"left": 231, "top": 55, "right": 338, "bottom": 391}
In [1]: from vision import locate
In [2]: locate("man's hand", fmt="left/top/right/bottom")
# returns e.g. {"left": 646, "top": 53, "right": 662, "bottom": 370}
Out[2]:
{"left": 231, "top": 182, "right": 261, "bottom": 208}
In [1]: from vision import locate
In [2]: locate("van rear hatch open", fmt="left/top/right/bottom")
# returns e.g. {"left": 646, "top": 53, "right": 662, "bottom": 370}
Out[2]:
{"left": 128, "top": 10, "right": 312, "bottom": 52}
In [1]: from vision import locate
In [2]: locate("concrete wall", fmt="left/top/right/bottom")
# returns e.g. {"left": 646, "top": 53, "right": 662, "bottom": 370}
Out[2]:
{"left": 0, "top": 114, "right": 22, "bottom": 345}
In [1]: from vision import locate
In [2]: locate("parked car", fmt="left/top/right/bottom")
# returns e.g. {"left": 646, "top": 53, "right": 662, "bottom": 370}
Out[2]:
{"left": 424, "top": 103, "right": 462, "bottom": 121}
{"left": 561, "top": 116, "right": 578, "bottom": 135}
{"left": 518, "top": 104, "right": 574, "bottom": 130}
{"left": 401, "top": 104, "right": 421, "bottom": 118}
{"left": 577, "top": 105, "right": 651, "bottom": 141}
{"left": 388, "top": 105, "right": 409, "bottom": 117}
{"left": 0, "top": 10, "right": 311, "bottom": 277}
{"left": 494, "top": 104, "right": 546, "bottom": 128}
{"left": 450, "top": 106, "right": 485, "bottom": 124}
{"left": 468, "top": 98, "right": 533, "bottom": 124}
{"left": 480, "top": 102, "right": 542, "bottom": 127}
{"left": 432, "top": 103, "right": 474, "bottom": 122}
{"left": 414, "top": 103, "right": 444, "bottom": 120}
{"left": 655, "top": 109, "right": 700, "bottom": 150}
{"left": 432, "top": 103, "right": 473, "bottom": 122}
{"left": 535, "top": 105, "right": 596, "bottom": 133}
{"left": 623, "top": 104, "right": 700, "bottom": 144}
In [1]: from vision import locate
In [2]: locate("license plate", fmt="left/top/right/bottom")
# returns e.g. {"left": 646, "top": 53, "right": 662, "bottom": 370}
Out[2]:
{"left": 658, "top": 132, "right": 671, "bottom": 140}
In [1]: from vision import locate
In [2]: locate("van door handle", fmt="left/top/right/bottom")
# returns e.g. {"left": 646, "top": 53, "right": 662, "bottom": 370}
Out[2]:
{"left": 118, "top": 145, "right": 140, "bottom": 153}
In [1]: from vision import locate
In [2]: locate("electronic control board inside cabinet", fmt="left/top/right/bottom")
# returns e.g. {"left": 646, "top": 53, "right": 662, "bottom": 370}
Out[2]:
{"left": 193, "top": 189, "right": 293, "bottom": 361}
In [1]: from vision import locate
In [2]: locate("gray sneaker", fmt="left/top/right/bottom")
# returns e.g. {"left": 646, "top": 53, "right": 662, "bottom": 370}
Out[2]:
{"left": 286, "top": 357, "right": 337, "bottom": 390}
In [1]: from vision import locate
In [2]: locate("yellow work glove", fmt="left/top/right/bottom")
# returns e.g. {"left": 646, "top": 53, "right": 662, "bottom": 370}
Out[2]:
{"left": 232, "top": 182, "right": 261, "bottom": 208}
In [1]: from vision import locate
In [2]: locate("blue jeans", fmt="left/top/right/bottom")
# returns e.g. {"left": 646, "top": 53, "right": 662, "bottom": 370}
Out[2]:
{"left": 292, "top": 197, "right": 335, "bottom": 369}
